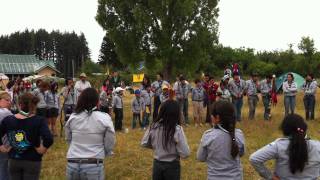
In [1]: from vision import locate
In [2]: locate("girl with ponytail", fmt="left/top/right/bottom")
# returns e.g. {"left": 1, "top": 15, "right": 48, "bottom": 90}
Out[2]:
{"left": 250, "top": 114, "right": 320, "bottom": 179}
{"left": 197, "top": 101, "right": 245, "bottom": 180}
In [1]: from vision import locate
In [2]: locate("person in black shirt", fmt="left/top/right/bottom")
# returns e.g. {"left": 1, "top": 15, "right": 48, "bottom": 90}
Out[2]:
{"left": 0, "top": 93, "right": 53, "bottom": 180}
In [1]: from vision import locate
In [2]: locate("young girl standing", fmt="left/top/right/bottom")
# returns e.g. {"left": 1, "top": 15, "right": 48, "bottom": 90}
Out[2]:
{"left": 141, "top": 100, "right": 190, "bottom": 180}
{"left": 47, "top": 82, "right": 60, "bottom": 136}
{"left": 197, "top": 101, "right": 245, "bottom": 180}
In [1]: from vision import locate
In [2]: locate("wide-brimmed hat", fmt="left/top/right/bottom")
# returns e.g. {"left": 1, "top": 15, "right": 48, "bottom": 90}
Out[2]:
{"left": 80, "top": 73, "right": 87, "bottom": 78}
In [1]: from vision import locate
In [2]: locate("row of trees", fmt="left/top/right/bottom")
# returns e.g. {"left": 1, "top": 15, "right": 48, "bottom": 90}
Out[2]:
{"left": 0, "top": 29, "right": 90, "bottom": 78}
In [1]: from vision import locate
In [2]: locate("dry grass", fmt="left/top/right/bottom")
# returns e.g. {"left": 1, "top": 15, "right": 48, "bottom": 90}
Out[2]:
{"left": 40, "top": 92, "right": 320, "bottom": 180}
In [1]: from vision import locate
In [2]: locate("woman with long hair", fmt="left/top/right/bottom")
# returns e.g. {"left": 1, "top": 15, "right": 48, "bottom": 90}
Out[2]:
{"left": 197, "top": 101, "right": 245, "bottom": 180}
{"left": 250, "top": 114, "right": 320, "bottom": 179}
{"left": 141, "top": 99, "right": 190, "bottom": 180}
{"left": 0, "top": 93, "right": 53, "bottom": 180}
{"left": 65, "top": 88, "right": 115, "bottom": 180}
{"left": 282, "top": 73, "right": 298, "bottom": 116}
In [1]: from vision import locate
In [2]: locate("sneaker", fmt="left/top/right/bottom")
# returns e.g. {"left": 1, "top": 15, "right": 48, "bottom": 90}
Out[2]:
{"left": 199, "top": 123, "right": 203, "bottom": 127}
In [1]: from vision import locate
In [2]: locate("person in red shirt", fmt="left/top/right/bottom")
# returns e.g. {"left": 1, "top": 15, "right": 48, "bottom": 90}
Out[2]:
{"left": 205, "top": 77, "right": 219, "bottom": 124}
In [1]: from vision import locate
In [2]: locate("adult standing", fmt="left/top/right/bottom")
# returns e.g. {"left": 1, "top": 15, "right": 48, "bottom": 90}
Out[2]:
{"left": 74, "top": 73, "right": 91, "bottom": 104}
{"left": 110, "top": 71, "right": 121, "bottom": 88}
{"left": 174, "top": 75, "right": 191, "bottom": 125}
{"left": 61, "top": 78, "right": 76, "bottom": 122}
{"left": 140, "top": 75, "right": 151, "bottom": 90}
{"left": 260, "top": 75, "right": 273, "bottom": 120}
{"left": 246, "top": 73, "right": 260, "bottom": 120}
{"left": 151, "top": 73, "right": 169, "bottom": 119}
{"left": 282, "top": 73, "right": 298, "bottom": 116}
{"left": 0, "top": 92, "right": 12, "bottom": 180}
{"left": 228, "top": 72, "right": 246, "bottom": 122}
{"left": 0, "top": 93, "right": 53, "bottom": 180}
{"left": 302, "top": 73, "right": 317, "bottom": 120}
{"left": 65, "top": 88, "right": 115, "bottom": 180}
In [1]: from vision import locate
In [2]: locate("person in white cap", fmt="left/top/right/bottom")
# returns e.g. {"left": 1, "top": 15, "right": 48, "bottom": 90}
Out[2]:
{"left": 74, "top": 73, "right": 91, "bottom": 103}
{"left": 112, "top": 87, "right": 125, "bottom": 131}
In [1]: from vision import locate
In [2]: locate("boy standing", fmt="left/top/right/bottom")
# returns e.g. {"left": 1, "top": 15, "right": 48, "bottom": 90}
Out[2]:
{"left": 131, "top": 90, "right": 145, "bottom": 129}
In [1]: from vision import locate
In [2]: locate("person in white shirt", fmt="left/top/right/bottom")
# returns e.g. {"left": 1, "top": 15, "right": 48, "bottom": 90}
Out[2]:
{"left": 74, "top": 73, "right": 91, "bottom": 103}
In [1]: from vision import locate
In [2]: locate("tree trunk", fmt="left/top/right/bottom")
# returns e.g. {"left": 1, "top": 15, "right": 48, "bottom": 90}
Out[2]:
{"left": 163, "top": 60, "right": 173, "bottom": 82}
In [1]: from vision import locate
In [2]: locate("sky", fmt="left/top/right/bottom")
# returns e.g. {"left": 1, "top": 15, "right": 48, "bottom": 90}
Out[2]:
{"left": 1, "top": 0, "right": 320, "bottom": 62}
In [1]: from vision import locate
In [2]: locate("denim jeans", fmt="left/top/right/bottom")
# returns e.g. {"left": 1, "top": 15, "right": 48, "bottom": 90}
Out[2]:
{"left": 262, "top": 96, "right": 271, "bottom": 120}
{"left": 66, "top": 162, "right": 104, "bottom": 180}
{"left": 132, "top": 113, "right": 142, "bottom": 129}
{"left": 284, "top": 96, "right": 296, "bottom": 116}
{"left": 304, "top": 95, "right": 315, "bottom": 120}
{"left": 152, "top": 160, "right": 180, "bottom": 180}
{"left": 0, "top": 154, "right": 9, "bottom": 180}
{"left": 232, "top": 97, "right": 243, "bottom": 121}
{"left": 142, "top": 112, "right": 151, "bottom": 128}
{"left": 8, "top": 159, "right": 41, "bottom": 180}
{"left": 178, "top": 98, "right": 189, "bottom": 124}
{"left": 248, "top": 96, "right": 258, "bottom": 120}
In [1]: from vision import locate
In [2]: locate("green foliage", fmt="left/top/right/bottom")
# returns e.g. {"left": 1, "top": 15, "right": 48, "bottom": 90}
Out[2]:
{"left": 79, "top": 59, "right": 103, "bottom": 76}
{"left": 96, "top": 0, "right": 219, "bottom": 79}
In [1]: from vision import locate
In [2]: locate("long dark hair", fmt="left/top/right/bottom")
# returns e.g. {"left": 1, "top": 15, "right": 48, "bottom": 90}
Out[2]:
{"left": 151, "top": 100, "right": 180, "bottom": 151}
{"left": 211, "top": 101, "right": 239, "bottom": 159}
{"left": 281, "top": 114, "right": 308, "bottom": 174}
{"left": 75, "top": 88, "right": 99, "bottom": 114}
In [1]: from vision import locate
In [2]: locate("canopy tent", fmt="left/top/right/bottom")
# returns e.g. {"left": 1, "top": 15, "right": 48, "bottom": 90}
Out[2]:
{"left": 275, "top": 72, "right": 305, "bottom": 92}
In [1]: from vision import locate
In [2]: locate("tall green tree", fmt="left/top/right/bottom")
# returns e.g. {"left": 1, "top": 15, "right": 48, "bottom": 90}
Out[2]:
{"left": 98, "top": 35, "right": 124, "bottom": 71}
{"left": 96, "top": 0, "right": 219, "bottom": 79}
{"left": 298, "top": 36, "right": 316, "bottom": 72}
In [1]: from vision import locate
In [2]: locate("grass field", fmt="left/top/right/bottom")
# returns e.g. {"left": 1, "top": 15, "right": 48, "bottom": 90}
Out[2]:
{"left": 40, "top": 91, "right": 320, "bottom": 180}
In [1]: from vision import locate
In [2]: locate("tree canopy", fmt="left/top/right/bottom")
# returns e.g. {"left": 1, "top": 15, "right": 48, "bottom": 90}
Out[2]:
{"left": 96, "top": 0, "right": 219, "bottom": 79}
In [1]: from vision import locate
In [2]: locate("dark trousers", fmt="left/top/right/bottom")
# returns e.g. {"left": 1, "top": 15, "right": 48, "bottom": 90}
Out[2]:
{"left": 114, "top": 108, "right": 123, "bottom": 131}
{"left": 178, "top": 99, "right": 189, "bottom": 124}
{"left": 262, "top": 96, "right": 271, "bottom": 120}
{"left": 206, "top": 101, "right": 214, "bottom": 123}
{"left": 153, "top": 96, "right": 161, "bottom": 119}
{"left": 232, "top": 97, "right": 243, "bottom": 121}
{"left": 304, "top": 95, "right": 315, "bottom": 120}
{"left": 248, "top": 96, "right": 258, "bottom": 120}
{"left": 132, "top": 113, "right": 142, "bottom": 129}
{"left": 142, "top": 112, "right": 151, "bottom": 128}
{"left": 8, "top": 159, "right": 41, "bottom": 180}
{"left": 64, "top": 104, "right": 75, "bottom": 122}
{"left": 152, "top": 160, "right": 180, "bottom": 180}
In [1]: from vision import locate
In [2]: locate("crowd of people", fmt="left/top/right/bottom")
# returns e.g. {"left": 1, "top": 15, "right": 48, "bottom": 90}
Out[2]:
{"left": 0, "top": 69, "right": 320, "bottom": 180}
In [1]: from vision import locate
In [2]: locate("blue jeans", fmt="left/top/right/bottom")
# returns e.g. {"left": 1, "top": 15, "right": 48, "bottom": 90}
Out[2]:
{"left": 284, "top": 96, "right": 296, "bottom": 116}
{"left": 232, "top": 97, "right": 243, "bottom": 121}
{"left": 0, "top": 154, "right": 9, "bottom": 180}
{"left": 304, "top": 95, "right": 315, "bottom": 120}
{"left": 66, "top": 162, "right": 104, "bottom": 180}
{"left": 262, "top": 96, "right": 271, "bottom": 120}
{"left": 142, "top": 112, "right": 151, "bottom": 128}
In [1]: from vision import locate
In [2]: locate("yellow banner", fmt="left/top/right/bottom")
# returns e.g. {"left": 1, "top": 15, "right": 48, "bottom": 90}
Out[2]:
{"left": 133, "top": 74, "right": 144, "bottom": 83}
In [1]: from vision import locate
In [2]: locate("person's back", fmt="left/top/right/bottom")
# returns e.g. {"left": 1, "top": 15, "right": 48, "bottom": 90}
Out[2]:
{"left": 250, "top": 138, "right": 320, "bottom": 180}
{"left": 65, "top": 110, "right": 115, "bottom": 158}
{"left": 197, "top": 128, "right": 244, "bottom": 179}
{"left": 142, "top": 123, "right": 190, "bottom": 161}
{"left": 250, "top": 114, "right": 320, "bottom": 180}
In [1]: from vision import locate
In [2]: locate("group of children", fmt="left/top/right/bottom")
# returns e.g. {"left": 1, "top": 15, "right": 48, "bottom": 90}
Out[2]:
{"left": 141, "top": 99, "right": 320, "bottom": 180}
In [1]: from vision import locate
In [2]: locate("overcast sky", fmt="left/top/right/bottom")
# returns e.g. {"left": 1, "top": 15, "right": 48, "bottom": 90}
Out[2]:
{"left": 1, "top": 0, "right": 320, "bottom": 62}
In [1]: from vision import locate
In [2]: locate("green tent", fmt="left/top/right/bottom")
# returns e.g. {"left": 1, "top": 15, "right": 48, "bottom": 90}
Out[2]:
{"left": 276, "top": 72, "right": 305, "bottom": 92}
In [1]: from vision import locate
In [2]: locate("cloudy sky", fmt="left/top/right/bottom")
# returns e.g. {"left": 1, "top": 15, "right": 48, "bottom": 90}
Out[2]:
{"left": 1, "top": 0, "right": 320, "bottom": 61}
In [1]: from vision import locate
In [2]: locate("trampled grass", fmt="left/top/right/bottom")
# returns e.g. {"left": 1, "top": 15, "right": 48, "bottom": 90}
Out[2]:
{"left": 40, "top": 92, "right": 320, "bottom": 180}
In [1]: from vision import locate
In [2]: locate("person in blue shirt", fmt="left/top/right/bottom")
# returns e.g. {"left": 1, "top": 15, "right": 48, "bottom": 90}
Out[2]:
{"left": 0, "top": 93, "right": 53, "bottom": 180}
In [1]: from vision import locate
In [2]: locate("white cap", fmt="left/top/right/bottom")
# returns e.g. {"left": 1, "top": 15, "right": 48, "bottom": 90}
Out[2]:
{"left": 115, "top": 87, "right": 125, "bottom": 93}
